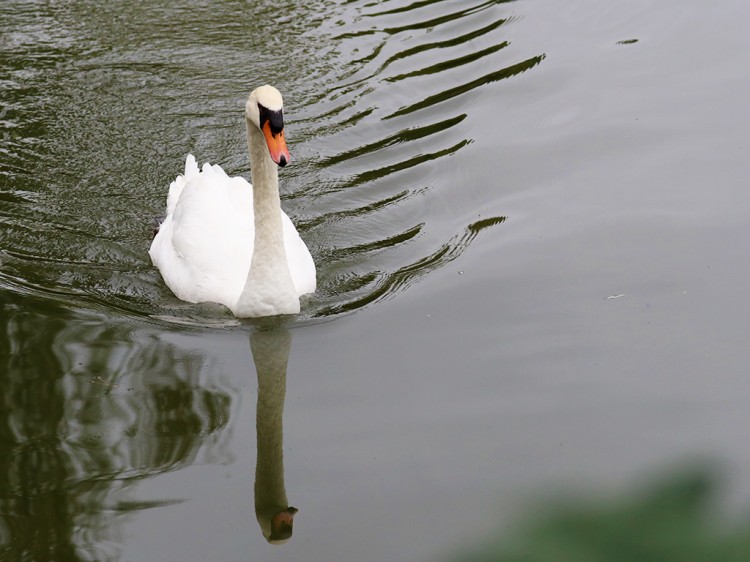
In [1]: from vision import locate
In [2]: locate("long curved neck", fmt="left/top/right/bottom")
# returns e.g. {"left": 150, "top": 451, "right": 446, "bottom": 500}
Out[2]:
{"left": 233, "top": 119, "right": 298, "bottom": 317}
{"left": 247, "top": 121, "right": 283, "bottom": 247}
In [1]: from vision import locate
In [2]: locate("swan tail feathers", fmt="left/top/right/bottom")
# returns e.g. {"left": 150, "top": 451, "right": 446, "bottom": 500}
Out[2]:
{"left": 165, "top": 154, "right": 199, "bottom": 214}
{"left": 200, "top": 162, "right": 227, "bottom": 176}
{"left": 185, "top": 154, "right": 199, "bottom": 179}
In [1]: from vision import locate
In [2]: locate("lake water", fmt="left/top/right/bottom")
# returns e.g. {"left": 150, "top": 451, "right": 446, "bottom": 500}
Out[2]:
{"left": 2, "top": 0, "right": 750, "bottom": 560}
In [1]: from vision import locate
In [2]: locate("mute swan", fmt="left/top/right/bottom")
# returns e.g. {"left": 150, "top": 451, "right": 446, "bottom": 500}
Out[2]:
{"left": 149, "top": 85, "right": 316, "bottom": 317}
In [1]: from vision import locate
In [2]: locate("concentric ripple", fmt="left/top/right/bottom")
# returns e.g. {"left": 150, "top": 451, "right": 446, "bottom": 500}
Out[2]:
{"left": 0, "top": 0, "right": 544, "bottom": 325}
{"left": 290, "top": 0, "right": 542, "bottom": 319}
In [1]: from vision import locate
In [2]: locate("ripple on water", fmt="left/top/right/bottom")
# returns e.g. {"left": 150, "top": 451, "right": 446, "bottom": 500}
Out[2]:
{"left": 0, "top": 0, "right": 543, "bottom": 327}
{"left": 293, "top": 0, "right": 537, "bottom": 319}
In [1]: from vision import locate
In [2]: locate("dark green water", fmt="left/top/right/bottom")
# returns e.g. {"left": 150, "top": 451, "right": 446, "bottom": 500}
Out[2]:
{"left": 2, "top": 0, "right": 750, "bottom": 560}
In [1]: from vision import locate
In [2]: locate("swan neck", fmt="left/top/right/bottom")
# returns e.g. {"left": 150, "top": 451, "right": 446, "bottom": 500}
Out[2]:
{"left": 247, "top": 120, "right": 282, "bottom": 228}
{"left": 233, "top": 119, "right": 298, "bottom": 317}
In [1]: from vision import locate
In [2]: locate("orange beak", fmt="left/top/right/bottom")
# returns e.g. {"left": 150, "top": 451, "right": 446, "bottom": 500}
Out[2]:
{"left": 262, "top": 121, "right": 291, "bottom": 167}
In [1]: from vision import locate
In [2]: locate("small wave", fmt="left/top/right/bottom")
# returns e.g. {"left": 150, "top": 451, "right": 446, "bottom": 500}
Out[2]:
{"left": 0, "top": 0, "right": 542, "bottom": 325}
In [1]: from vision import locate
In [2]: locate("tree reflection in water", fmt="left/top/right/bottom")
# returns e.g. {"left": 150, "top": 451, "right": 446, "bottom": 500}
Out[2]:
{"left": 0, "top": 296, "right": 231, "bottom": 562}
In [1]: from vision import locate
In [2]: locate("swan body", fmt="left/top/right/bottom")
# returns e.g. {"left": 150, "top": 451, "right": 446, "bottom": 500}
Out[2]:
{"left": 149, "top": 86, "right": 316, "bottom": 317}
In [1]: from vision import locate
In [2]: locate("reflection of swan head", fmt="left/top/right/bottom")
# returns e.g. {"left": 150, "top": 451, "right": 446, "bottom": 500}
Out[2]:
{"left": 263, "top": 505, "right": 298, "bottom": 544}
{"left": 252, "top": 329, "right": 298, "bottom": 544}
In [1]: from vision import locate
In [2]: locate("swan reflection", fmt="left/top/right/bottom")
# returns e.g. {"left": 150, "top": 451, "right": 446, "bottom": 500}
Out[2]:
{"left": 250, "top": 329, "right": 298, "bottom": 543}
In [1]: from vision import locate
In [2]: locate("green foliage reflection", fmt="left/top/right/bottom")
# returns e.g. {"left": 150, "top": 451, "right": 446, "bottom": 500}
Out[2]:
{"left": 453, "top": 468, "right": 750, "bottom": 562}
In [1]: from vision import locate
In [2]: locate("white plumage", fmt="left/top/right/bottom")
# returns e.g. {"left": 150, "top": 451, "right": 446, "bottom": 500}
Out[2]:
{"left": 149, "top": 86, "right": 316, "bottom": 317}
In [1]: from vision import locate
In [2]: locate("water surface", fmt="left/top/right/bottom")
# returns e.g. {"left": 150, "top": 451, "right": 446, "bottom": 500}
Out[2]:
{"left": 2, "top": 0, "right": 750, "bottom": 560}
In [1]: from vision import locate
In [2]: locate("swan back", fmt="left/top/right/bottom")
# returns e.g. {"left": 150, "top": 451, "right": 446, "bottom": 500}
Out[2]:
{"left": 151, "top": 160, "right": 254, "bottom": 307}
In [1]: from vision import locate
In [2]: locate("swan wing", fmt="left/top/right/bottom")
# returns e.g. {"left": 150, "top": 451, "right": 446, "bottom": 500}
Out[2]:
{"left": 150, "top": 157, "right": 254, "bottom": 307}
{"left": 281, "top": 212, "right": 316, "bottom": 296}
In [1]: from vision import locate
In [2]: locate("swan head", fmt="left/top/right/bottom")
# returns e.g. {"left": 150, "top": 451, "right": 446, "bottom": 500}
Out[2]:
{"left": 245, "top": 85, "right": 291, "bottom": 167}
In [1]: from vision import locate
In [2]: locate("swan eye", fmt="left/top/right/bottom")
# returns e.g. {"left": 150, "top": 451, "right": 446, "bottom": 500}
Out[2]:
{"left": 258, "top": 103, "right": 284, "bottom": 135}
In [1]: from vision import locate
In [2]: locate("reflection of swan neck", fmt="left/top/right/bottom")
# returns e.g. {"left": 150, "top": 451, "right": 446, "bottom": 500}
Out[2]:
{"left": 252, "top": 330, "right": 295, "bottom": 543}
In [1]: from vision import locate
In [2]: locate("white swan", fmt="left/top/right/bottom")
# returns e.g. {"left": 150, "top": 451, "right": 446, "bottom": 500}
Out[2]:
{"left": 149, "top": 85, "right": 316, "bottom": 317}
